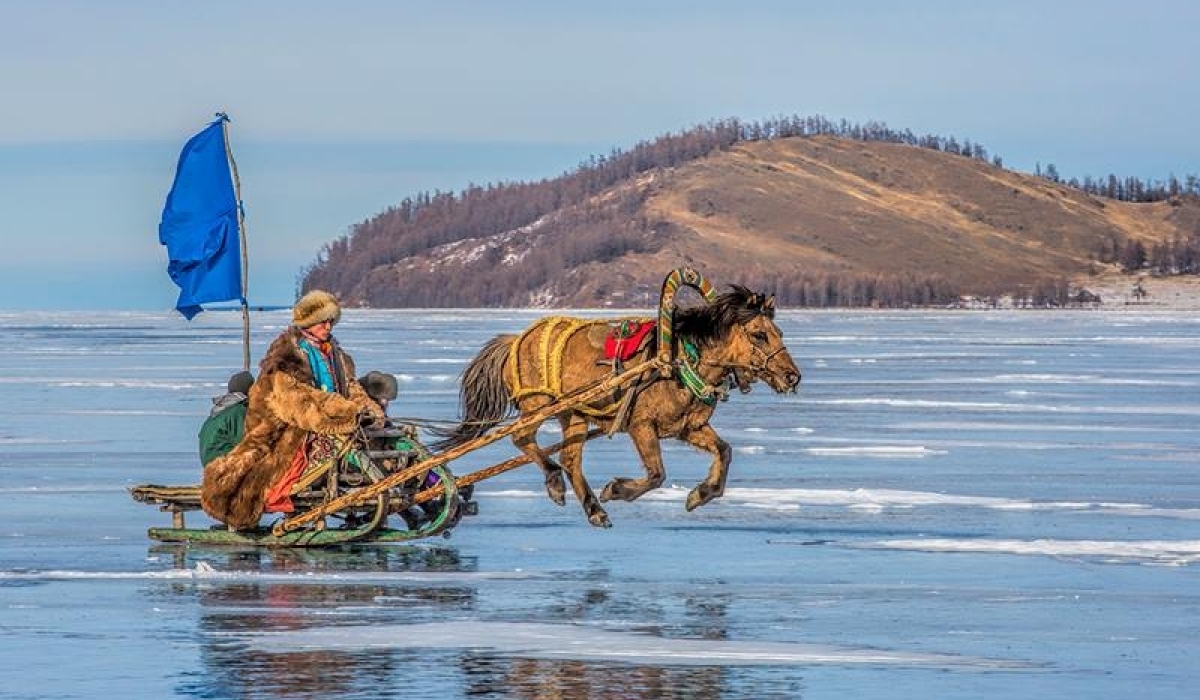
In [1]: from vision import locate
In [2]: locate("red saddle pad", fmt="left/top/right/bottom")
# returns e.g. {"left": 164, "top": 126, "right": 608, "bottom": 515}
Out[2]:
{"left": 604, "top": 321, "right": 656, "bottom": 361}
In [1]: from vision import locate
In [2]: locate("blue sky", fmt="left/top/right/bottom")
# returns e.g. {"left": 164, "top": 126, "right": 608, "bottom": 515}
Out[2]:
{"left": 1, "top": 0, "right": 1196, "bottom": 310}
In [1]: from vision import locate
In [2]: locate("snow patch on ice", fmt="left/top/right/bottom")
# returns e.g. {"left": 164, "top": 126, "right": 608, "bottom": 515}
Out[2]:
{"left": 242, "top": 620, "right": 1039, "bottom": 671}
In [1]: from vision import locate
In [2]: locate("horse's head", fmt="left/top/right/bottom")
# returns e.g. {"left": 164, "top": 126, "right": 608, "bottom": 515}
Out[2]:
{"left": 728, "top": 290, "right": 801, "bottom": 394}
{"left": 675, "top": 285, "right": 801, "bottom": 394}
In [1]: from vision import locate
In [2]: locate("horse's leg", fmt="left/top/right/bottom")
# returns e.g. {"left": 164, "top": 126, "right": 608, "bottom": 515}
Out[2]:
{"left": 559, "top": 413, "right": 611, "bottom": 528}
{"left": 680, "top": 424, "right": 732, "bottom": 511}
{"left": 599, "top": 421, "right": 666, "bottom": 503}
{"left": 510, "top": 398, "right": 567, "bottom": 506}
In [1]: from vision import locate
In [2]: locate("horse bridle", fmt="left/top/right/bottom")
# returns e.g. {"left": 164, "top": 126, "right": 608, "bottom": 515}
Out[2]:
{"left": 700, "top": 326, "right": 788, "bottom": 385}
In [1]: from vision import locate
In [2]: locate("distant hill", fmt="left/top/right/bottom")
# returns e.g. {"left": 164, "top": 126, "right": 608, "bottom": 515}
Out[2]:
{"left": 301, "top": 117, "right": 1200, "bottom": 308}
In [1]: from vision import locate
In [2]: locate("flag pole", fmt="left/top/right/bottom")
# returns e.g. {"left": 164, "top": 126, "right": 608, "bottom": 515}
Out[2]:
{"left": 218, "top": 113, "right": 252, "bottom": 371}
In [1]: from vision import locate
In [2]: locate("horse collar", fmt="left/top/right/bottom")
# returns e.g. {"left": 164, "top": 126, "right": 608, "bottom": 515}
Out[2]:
{"left": 676, "top": 337, "right": 724, "bottom": 406}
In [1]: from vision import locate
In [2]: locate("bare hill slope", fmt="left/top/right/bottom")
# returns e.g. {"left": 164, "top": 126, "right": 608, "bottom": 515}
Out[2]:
{"left": 311, "top": 134, "right": 1199, "bottom": 307}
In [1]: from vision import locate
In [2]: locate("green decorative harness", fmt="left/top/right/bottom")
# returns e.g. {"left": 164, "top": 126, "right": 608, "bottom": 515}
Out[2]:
{"left": 654, "top": 268, "right": 728, "bottom": 407}
{"left": 676, "top": 337, "right": 726, "bottom": 406}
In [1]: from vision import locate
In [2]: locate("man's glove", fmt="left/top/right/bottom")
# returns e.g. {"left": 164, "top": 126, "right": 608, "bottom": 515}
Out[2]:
{"left": 358, "top": 410, "right": 386, "bottom": 431}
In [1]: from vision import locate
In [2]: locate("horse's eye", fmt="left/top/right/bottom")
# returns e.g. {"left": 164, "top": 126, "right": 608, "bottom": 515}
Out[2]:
{"left": 750, "top": 331, "right": 768, "bottom": 343}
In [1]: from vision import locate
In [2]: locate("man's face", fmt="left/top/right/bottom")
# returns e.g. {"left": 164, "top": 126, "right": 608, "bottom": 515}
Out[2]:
{"left": 308, "top": 319, "right": 333, "bottom": 341}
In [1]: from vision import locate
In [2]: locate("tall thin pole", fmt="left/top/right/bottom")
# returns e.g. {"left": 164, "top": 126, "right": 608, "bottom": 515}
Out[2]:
{"left": 219, "top": 114, "right": 251, "bottom": 371}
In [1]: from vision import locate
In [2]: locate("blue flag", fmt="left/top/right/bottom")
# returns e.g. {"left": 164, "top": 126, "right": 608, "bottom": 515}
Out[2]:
{"left": 159, "top": 115, "right": 243, "bottom": 319}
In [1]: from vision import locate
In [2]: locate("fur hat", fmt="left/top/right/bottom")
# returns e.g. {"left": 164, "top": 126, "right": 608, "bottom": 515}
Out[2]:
{"left": 226, "top": 370, "right": 255, "bottom": 395}
{"left": 359, "top": 371, "right": 398, "bottom": 403}
{"left": 292, "top": 290, "right": 342, "bottom": 328}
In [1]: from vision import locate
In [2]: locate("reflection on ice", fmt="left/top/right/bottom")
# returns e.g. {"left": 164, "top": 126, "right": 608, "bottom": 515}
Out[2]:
{"left": 0, "top": 564, "right": 542, "bottom": 584}
{"left": 244, "top": 620, "right": 1040, "bottom": 671}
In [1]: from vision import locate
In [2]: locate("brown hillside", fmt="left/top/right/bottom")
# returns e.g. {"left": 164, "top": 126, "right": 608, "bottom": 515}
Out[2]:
{"left": 642, "top": 136, "right": 1187, "bottom": 294}
{"left": 328, "top": 134, "right": 1199, "bottom": 307}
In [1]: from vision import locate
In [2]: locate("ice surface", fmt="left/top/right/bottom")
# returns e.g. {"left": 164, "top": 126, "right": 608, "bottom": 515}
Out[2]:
{"left": 2, "top": 309, "right": 1198, "bottom": 699}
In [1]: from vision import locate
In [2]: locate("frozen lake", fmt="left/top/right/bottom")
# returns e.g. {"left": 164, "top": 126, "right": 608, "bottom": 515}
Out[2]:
{"left": 1, "top": 308, "right": 1198, "bottom": 699}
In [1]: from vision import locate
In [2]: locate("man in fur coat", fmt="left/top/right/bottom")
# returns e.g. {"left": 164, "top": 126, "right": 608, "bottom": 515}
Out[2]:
{"left": 201, "top": 290, "right": 385, "bottom": 530}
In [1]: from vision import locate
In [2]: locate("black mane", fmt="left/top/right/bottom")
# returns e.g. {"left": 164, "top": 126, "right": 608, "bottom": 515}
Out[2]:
{"left": 672, "top": 285, "right": 774, "bottom": 345}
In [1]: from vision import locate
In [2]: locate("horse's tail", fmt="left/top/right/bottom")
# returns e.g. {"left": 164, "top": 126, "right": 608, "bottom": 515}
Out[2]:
{"left": 430, "top": 334, "right": 517, "bottom": 451}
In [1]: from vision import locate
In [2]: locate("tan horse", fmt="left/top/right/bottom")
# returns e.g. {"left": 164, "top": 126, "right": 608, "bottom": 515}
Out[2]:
{"left": 435, "top": 285, "right": 801, "bottom": 527}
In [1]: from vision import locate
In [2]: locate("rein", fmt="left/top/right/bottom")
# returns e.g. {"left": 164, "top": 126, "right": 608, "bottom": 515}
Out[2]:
{"left": 688, "top": 326, "right": 788, "bottom": 400}
{"left": 703, "top": 344, "right": 787, "bottom": 375}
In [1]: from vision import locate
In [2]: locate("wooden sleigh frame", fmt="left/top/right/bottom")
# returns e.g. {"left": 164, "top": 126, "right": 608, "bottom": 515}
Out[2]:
{"left": 130, "top": 426, "right": 470, "bottom": 546}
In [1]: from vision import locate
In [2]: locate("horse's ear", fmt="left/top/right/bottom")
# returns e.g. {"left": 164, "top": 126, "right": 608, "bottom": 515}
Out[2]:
{"left": 765, "top": 295, "right": 775, "bottom": 311}
{"left": 747, "top": 292, "right": 761, "bottom": 307}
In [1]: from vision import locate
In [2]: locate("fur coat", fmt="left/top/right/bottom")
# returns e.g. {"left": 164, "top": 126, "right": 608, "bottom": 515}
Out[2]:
{"left": 200, "top": 327, "right": 383, "bottom": 529}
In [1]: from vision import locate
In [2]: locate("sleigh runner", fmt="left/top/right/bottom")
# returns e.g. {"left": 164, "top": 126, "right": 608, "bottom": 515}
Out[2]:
{"left": 130, "top": 268, "right": 800, "bottom": 546}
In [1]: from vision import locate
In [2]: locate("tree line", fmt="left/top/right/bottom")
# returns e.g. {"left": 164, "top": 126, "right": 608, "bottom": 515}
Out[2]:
{"left": 759, "top": 271, "right": 960, "bottom": 308}
{"left": 1094, "top": 231, "right": 1200, "bottom": 276}
{"left": 1035, "top": 163, "right": 1199, "bottom": 203}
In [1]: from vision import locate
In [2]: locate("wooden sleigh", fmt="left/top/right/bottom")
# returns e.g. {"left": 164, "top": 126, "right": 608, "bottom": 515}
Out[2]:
{"left": 129, "top": 426, "right": 476, "bottom": 546}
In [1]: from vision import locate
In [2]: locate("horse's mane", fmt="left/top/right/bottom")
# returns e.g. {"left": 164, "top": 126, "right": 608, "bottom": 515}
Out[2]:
{"left": 671, "top": 285, "right": 774, "bottom": 344}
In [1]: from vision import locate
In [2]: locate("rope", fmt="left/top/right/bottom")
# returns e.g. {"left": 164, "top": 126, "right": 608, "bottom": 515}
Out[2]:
{"left": 384, "top": 416, "right": 464, "bottom": 429}
{"left": 505, "top": 317, "right": 633, "bottom": 418}
{"left": 507, "top": 316, "right": 590, "bottom": 403}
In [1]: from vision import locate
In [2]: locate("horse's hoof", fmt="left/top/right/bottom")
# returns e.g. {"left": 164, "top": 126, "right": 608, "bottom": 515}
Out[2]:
{"left": 599, "top": 480, "right": 617, "bottom": 503}
{"left": 588, "top": 511, "right": 612, "bottom": 528}
{"left": 545, "top": 475, "right": 567, "bottom": 506}
{"left": 685, "top": 486, "right": 714, "bottom": 512}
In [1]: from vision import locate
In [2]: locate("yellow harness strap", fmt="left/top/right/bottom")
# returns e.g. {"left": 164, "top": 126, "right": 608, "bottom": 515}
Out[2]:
{"left": 508, "top": 316, "right": 584, "bottom": 400}
{"left": 505, "top": 317, "right": 647, "bottom": 419}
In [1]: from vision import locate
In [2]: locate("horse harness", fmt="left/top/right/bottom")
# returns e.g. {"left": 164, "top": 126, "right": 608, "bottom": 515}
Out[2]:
{"left": 504, "top": 317, "right": 734, "bottom": 427}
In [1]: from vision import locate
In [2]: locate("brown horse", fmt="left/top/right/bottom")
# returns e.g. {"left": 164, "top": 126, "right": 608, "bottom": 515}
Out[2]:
{"left": 435, "top": 285, "right": 801, "bottom": 527}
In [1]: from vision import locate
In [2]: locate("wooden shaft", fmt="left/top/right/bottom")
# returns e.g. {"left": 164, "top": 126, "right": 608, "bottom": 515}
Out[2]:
{"left": 410, "top": 427, "right": 605, "bottom": 505}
